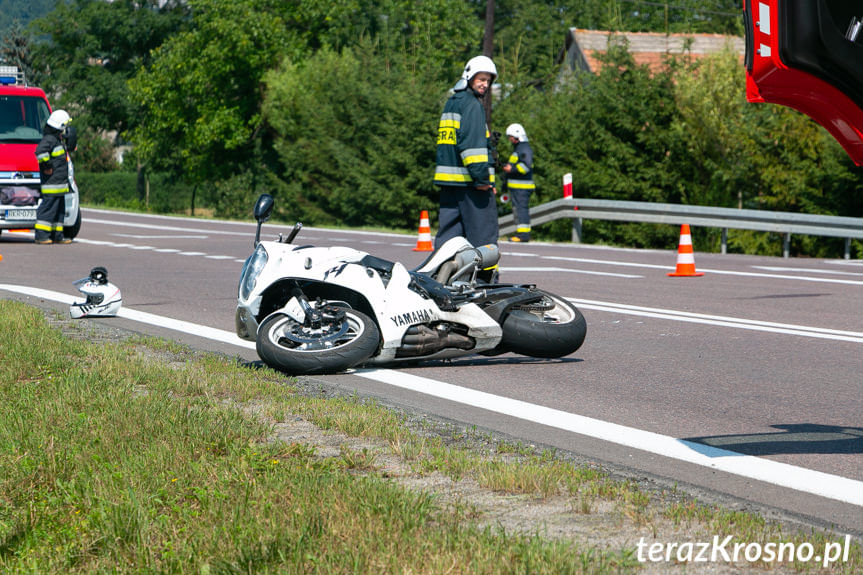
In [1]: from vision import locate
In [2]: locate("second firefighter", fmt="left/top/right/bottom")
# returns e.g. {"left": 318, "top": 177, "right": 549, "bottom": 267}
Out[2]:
{"left": 503, "top": 123, "right": 534, "bottom": 242}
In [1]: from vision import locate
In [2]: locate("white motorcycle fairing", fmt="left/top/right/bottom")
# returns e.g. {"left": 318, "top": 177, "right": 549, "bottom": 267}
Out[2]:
{"left": 236, "top": 240, "right": 503, "bottom": 364}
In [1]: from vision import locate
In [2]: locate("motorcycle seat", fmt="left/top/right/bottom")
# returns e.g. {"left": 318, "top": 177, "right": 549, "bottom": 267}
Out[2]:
{"left": 359, "top": 254, "right": 395, "bottom": 274}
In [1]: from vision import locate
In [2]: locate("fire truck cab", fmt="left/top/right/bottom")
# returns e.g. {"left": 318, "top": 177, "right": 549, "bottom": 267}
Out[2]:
{"left": 0, "top": 65, "right": 81, "bottom": 239}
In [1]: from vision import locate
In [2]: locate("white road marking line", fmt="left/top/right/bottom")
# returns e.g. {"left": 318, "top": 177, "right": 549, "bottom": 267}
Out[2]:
{"left": 81, "top": 218, "right": 250, "bottom": 237}
{"left": 74, "top": 238, "right": 238, "bottom": 262}
{"left": 112, "top": 234, "right": 208, "bottom": 239}
{"left": 534, "top": 255, "right": 863, "bottom": 285}
{"left": 72, "top": 218, "right": 863, "bottom": 285}
{"left": 825, "top": 260, "right": 863, "bottom": 267}
{"left": 504, "top": 266, "right": 643, "bottom": 279}
{"left": 702, "top": 268, "right": 863, "bottom": 285}
{"left": 353, "top": 368, "right": 863, "bottom": 507}
{"left": 754, "top": 266, "right": 863, "bottom": 277}
{"left": 2, "top": 282, "right": 859, "bottom": 506}
{"left": 569, "top": 298, "right": 863, "bottom": 343}
{"left": 82, "top": 212, "right": 411, "bottom": 239}
{"left": 0, "top": 284, "right": 255, "bottom": 349}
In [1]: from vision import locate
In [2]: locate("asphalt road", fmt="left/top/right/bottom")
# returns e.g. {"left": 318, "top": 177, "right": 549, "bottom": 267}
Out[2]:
{"left": 2, "top": 207, "right": 861, "bottom": 534}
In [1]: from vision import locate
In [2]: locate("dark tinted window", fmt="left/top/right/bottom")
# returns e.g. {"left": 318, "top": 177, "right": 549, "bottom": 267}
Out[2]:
{"left": 0, "top": 96, "right": 51, "bottom": 142}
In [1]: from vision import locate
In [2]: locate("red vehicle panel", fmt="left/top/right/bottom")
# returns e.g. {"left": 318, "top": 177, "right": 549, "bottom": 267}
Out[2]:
{"left": 743, "top": 0, "right": 863, "bottom": 165}
{"left": 0, "top": 84, "right": 51, "bottom": 179}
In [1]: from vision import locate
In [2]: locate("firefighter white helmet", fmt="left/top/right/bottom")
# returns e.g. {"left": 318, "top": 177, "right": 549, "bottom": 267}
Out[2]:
{"left": 46, "top": 109, "right": 71, "bottom": 130}
{"left": 461, "top": 55, "right": 497, "bottom": 84}
{"left": 506, "top": 123, "right": 528, "bottom": 142}
{"left": 70, "top": 267, "right": 122, "bottom": 319}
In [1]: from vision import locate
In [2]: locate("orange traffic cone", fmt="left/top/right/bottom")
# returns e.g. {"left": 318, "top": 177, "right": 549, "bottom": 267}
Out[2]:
{"left": 668, "top": 224, "right": 703, "bottom": 277}
{"left": 412, "top": 210, "right": 433, "bottom": 251}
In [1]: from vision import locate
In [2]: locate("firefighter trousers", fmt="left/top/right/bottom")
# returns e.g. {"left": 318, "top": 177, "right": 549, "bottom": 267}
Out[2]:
{"left": 35, "top": 194, "right": 65, "bottom": 242}
{"left": 434, "top": 185, "right": 499, "bottom": 249}
{"left": 511, "top": 188, "right": 532, "bottom": 241}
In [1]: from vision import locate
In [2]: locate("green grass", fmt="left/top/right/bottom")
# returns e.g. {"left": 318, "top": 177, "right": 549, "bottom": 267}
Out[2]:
{"left": 0, "top": 300, "right": 859, "bottom": 574}
{"left": 0, "top": 301, "right": 636, "bottom": 573}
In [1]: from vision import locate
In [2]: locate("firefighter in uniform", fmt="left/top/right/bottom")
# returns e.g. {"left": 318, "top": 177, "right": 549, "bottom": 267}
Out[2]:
{"left": 433, "top": 55, "right": 499, "bottom": 252}
{"left": 35, "top": 109, "right": 72, "bottom": 244}
{"left": 503, "top": 123, "right": 534, "bottom": 242}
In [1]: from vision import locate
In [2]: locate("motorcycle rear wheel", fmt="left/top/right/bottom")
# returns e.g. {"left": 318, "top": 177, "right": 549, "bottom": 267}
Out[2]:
{"left": 499, "top": 290, "right": 586, "bottom": 358}
{"left": 257, "top": 307, "right": 380, "bottom": 375}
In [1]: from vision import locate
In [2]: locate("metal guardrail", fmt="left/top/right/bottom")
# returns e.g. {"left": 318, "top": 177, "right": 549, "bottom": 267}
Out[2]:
{"left": 498, "top": 197, "right": 863, "bottom": 259}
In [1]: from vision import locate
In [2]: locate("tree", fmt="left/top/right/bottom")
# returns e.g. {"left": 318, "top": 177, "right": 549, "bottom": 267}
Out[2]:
{"left": 0, "top": 0, "right": 55, "bottom": 36}
{"left": 262, "top": 45, "right": 446, "bottom": 228}
{"left": 0, "top": 23, "right": 32, "bottom": 78}
{"left": 129, "top": 0, "right": 306, "bottom": 195}
{"left": 31, "top": 0, "right": 190, "bottom": 134}
{"left": 130, "top": 0, "right": 480, "bottom": 217}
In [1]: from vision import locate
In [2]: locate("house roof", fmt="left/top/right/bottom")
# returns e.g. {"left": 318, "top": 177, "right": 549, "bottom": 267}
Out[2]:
{"left": 562, "top": 28, "right": 745, "bottom": 76}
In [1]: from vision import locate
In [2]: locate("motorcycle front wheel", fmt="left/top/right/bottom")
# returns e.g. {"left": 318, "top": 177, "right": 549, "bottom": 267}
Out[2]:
{"left": 256, "top": 307, "right": 380, "bottom": 375}
{"left": 499, "top": 290, "right": 586, "bottom": 358}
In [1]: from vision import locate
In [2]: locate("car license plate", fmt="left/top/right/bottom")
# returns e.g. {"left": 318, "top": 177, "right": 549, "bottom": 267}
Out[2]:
{"left": 4, "top": 208, "right": 37, "bottom": 221}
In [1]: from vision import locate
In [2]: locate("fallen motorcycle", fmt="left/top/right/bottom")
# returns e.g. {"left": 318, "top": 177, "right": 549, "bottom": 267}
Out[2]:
{"left": 236, "top": 194, "right": 586, "bottom": 374}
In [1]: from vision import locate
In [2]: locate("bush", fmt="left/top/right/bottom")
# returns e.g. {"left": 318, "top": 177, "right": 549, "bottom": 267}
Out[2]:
{"left": 76, "top": 171, "right": 199, "bottom": 214}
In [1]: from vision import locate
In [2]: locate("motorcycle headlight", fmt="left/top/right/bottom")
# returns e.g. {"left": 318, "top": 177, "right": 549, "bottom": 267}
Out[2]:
{"left": 239, "top": 244, "right": 268, "bottom": 300}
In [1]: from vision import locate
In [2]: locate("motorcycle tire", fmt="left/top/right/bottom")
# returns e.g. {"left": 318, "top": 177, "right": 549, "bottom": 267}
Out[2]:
{"left": 499, "top": 290, "right": 586, "bottom": 358}
{"left": 256, "top": 308, "right": 380, "bottom": 375}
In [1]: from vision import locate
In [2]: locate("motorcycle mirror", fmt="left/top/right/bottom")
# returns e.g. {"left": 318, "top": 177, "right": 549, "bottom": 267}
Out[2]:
{"left": 254, "top": 194, "right": 274, "bottom": 223}
{"left": 253, "top": 194, "right": 274, "bottom": 247}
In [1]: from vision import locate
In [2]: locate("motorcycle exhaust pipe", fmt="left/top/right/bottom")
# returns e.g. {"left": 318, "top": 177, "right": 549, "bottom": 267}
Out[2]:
{"left": 397, "top": 324, "right": 475, "bottom": 357}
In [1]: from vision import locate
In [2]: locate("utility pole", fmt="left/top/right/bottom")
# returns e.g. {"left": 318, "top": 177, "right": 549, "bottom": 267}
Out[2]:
{"left": 482, "top": 0, "right": 495, "bottom": 125}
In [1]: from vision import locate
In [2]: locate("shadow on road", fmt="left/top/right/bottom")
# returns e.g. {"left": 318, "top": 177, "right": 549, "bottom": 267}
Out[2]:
{"left": 236, "top": 355, "right": 583, "bottom": 375}
{"left": 684, "top": 423, "right": 863, "bottom": 456}
{"left": 386, "top": 355, "right": 584, "bottom": 368}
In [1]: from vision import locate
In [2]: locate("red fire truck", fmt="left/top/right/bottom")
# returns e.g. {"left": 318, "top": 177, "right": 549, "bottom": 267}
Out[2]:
{"left": 0, "top": 65, "right": 81, "bottom": 239}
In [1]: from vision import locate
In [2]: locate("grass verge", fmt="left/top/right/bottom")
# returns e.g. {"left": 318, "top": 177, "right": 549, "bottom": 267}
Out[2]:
{"left": 0, "top": 300, "right": 859, "bottom": 574}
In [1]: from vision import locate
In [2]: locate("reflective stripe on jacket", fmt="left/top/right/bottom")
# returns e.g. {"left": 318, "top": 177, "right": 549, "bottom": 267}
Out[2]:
{"left": 506, "top": 140, "right": 535, "bottom": 191}
{"left": 434, "top": 90, "right": 495, "bottom": 188}
{"left": 35, "top": 132, "right": 70, "bottom": 195}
